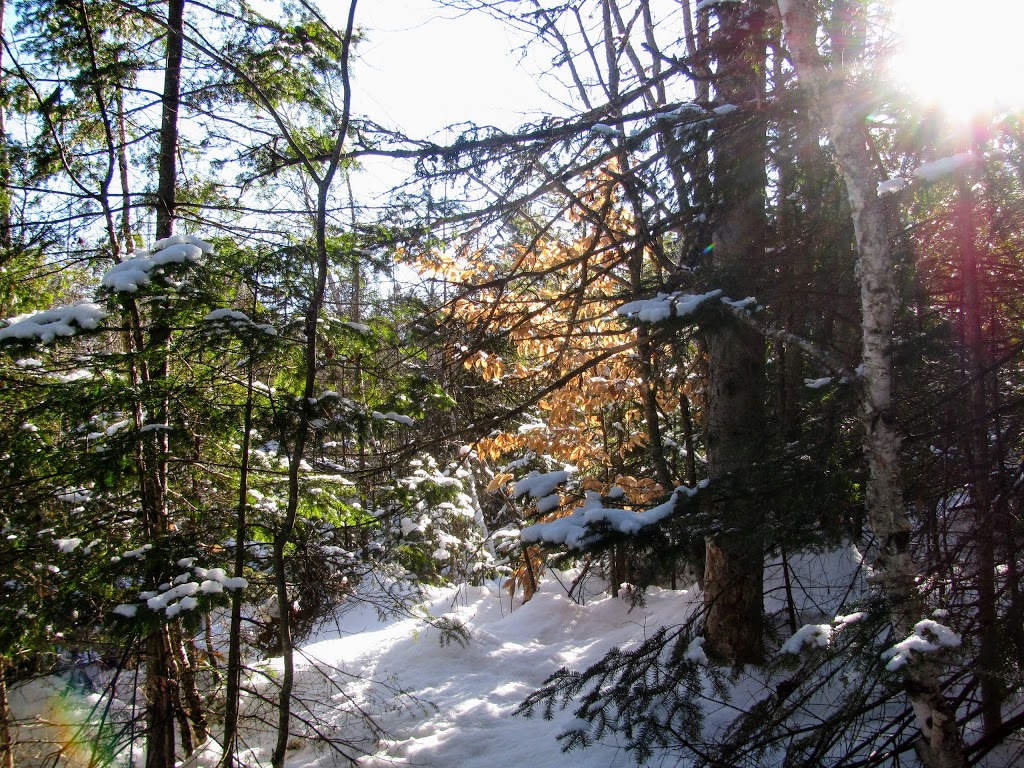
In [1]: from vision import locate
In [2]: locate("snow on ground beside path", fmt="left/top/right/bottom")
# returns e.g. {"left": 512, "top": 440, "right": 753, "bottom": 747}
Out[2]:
{"left": 6, "top": 547, "right": 873, "bottom": 768}
{"left": 764, "top": 541, "right": 866, "bottom": 620}
{"left": 10, "top": 543, "right": 1024, "bottom": 766}
{"left": 281, "top": 575, "right": 704, "bottom": 768}
{"left": 271, "top": 546, "right": 868, "bottom": 768}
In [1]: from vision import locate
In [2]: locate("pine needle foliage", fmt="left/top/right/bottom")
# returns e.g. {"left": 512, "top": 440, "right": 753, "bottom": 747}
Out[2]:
{"left": 517, "top": 622, "right": 719, "bottom": 764}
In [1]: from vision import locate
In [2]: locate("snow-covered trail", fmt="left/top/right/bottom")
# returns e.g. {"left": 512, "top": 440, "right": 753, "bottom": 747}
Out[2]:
{"left": 263, "top": 546, "right": 866, "bottom": 768}
{"left": 16, "top": 543, "right": 1019, "bottom": 767}
{"left": 7, "top": 546, "right": 873, "bottom": 768}
{"left": 286, "top": 577, "right": 701, "bottom": 768}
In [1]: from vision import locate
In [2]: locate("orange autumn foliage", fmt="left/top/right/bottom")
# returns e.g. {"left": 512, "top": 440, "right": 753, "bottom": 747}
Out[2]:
{"left": 419, "top": 163, "right": 685, "bottom": 508}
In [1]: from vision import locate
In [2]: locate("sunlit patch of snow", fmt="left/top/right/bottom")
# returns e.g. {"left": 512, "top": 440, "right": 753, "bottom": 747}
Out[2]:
{"left": 372, "top": 411, "right": 416, "bottom": 426}
{"left": 913, "top": 153, "right": 974, "bottom": 182}
{"left": 878, "top": 177, "right": 908, "bottom": 195}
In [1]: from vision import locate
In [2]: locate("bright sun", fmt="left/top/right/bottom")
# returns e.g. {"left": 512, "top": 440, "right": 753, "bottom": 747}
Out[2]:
{"left": 889, "top": 0, "right": 1024, "bottom": 118}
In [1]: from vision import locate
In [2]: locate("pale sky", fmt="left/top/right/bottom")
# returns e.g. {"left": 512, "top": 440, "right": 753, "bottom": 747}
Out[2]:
{"left": 319, "top": 0, "right": 564, "bottom": 212}
{"left": 341, "top": 0, "right": 560, "bottom": 139}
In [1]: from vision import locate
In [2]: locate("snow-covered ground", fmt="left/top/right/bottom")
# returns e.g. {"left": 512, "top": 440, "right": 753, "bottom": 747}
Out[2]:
{"left": 12, "top": 544, "right": 1021, "bottom": 767}
{"left": 277, "top": 575, "right": 693, "bottom": 768}
{"left": 11, "top": 571, "right": 697, "bottom": 768}
{"left": 244, "top": 545, "right": 866, "bottom": 767}
{"left": 6, "top": 548, "right": 867, "bottom": 768}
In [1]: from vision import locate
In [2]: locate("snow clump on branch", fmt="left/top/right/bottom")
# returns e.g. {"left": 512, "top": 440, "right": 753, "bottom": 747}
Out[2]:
{"left": 881, "top": 619, "right": 961, "bottom": 671}
{"left": 695, "top": 0, "right": 744, "bottom": 11}
{"left": 372, "top": 411, "right": 416, "bottom": 427}
{"left": 912, "top": 153, "right": 974, "bottom": 182}
{"left": 521, "top": 481, "right": 707, "bottom": 550}
{"left": 0, "top": 301, "right": 107, "bottom": 344}
{"left": 112, "top": 559, "right": 248, "bottom": 620}
{"left": 781, "top": 623, "right": 833, "bottom": 654}
{"left": 514, "top": 469, "right": 574, "bottom": 500}
{"left": 616, "top": 290, "right": 723, "bottom": 323}
{"left": 0, "top": 235, "right": 214, "bottom": 341}
{"left": 203, "top": 308, "right": 278, "bottom": 336}
{"left": 102, "top": 234, "right": 213, "bottom": 293}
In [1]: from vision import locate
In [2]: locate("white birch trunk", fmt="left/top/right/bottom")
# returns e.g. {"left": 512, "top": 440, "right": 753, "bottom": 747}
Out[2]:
{"left": 775, "top": 2, "right": 968, "bottom": 765}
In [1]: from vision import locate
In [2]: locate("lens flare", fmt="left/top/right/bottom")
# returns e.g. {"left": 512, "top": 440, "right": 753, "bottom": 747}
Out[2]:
{"left": 888, "top": 0, "right": 1024, "bottom": 119}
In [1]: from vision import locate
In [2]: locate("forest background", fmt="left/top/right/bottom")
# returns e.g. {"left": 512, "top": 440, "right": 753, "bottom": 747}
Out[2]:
{"left": 1, "top": 1, "right": 1023, "bottom": 767}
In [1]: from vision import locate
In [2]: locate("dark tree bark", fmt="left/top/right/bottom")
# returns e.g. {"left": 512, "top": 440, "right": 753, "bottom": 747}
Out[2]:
{"left": 0, "top": 0, "right": 12, "bottom": 256}
{"left": 145, "top": 630, "right": 177, "bottom": 768}
{"left": 701, "top": 0, "right": 768, "bottom": 663}
{"left": 956, "top": 170, "right": 1001, "bottom": 735}
{"left": 156, "top": 0, "right": 183, "bottom": 239}
{"left": 145, "top": 4, "right": 186, "bottom": 765}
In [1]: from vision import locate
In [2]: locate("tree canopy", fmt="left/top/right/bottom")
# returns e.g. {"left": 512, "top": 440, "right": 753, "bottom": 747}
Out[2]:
{"left": 2, "top": 1, "right": 1024, "bottom": 767}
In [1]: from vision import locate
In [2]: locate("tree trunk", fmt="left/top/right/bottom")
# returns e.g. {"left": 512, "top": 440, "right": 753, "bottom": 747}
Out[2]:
{"left": 221, "top": 362, "right": 255, "bottom": 768}
{"left": 775, "top": 2, "right": 968, "bottom": 765}
{"left": 955, "top": 171, "right": 1001, "bottom": 734}
{"left": 0, "top": 0, "right": 12, "bottom": 257}
{"left": 145, "top": 630, "right": 177, "bottom": 768}
{"left": 0, "top": 657, "right": 13, "bottom": 768}
{"left": 272, "top": 6, "right": 359, "bottom": 765}
{"left": 703, "top": 324, "right": 766, "bottom": 662}
{"left": 156, "top": 0, "right": 184, "bottom": 239}
{"left": 145, "top": 4, "right": 190, "bottom": 764}
{"left": 701, "top": 0, "right": 768, "bottom": 664}
{"left": 170, "top": 627, "right": 209, "bottom": 749}
{"left": 115, "top": 84, "right": 132, "bottom": 250}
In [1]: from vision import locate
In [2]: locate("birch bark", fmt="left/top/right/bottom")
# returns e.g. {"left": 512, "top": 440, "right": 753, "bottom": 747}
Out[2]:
{"left": 775, "top": 2, "right": 968, "bottom": 765}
